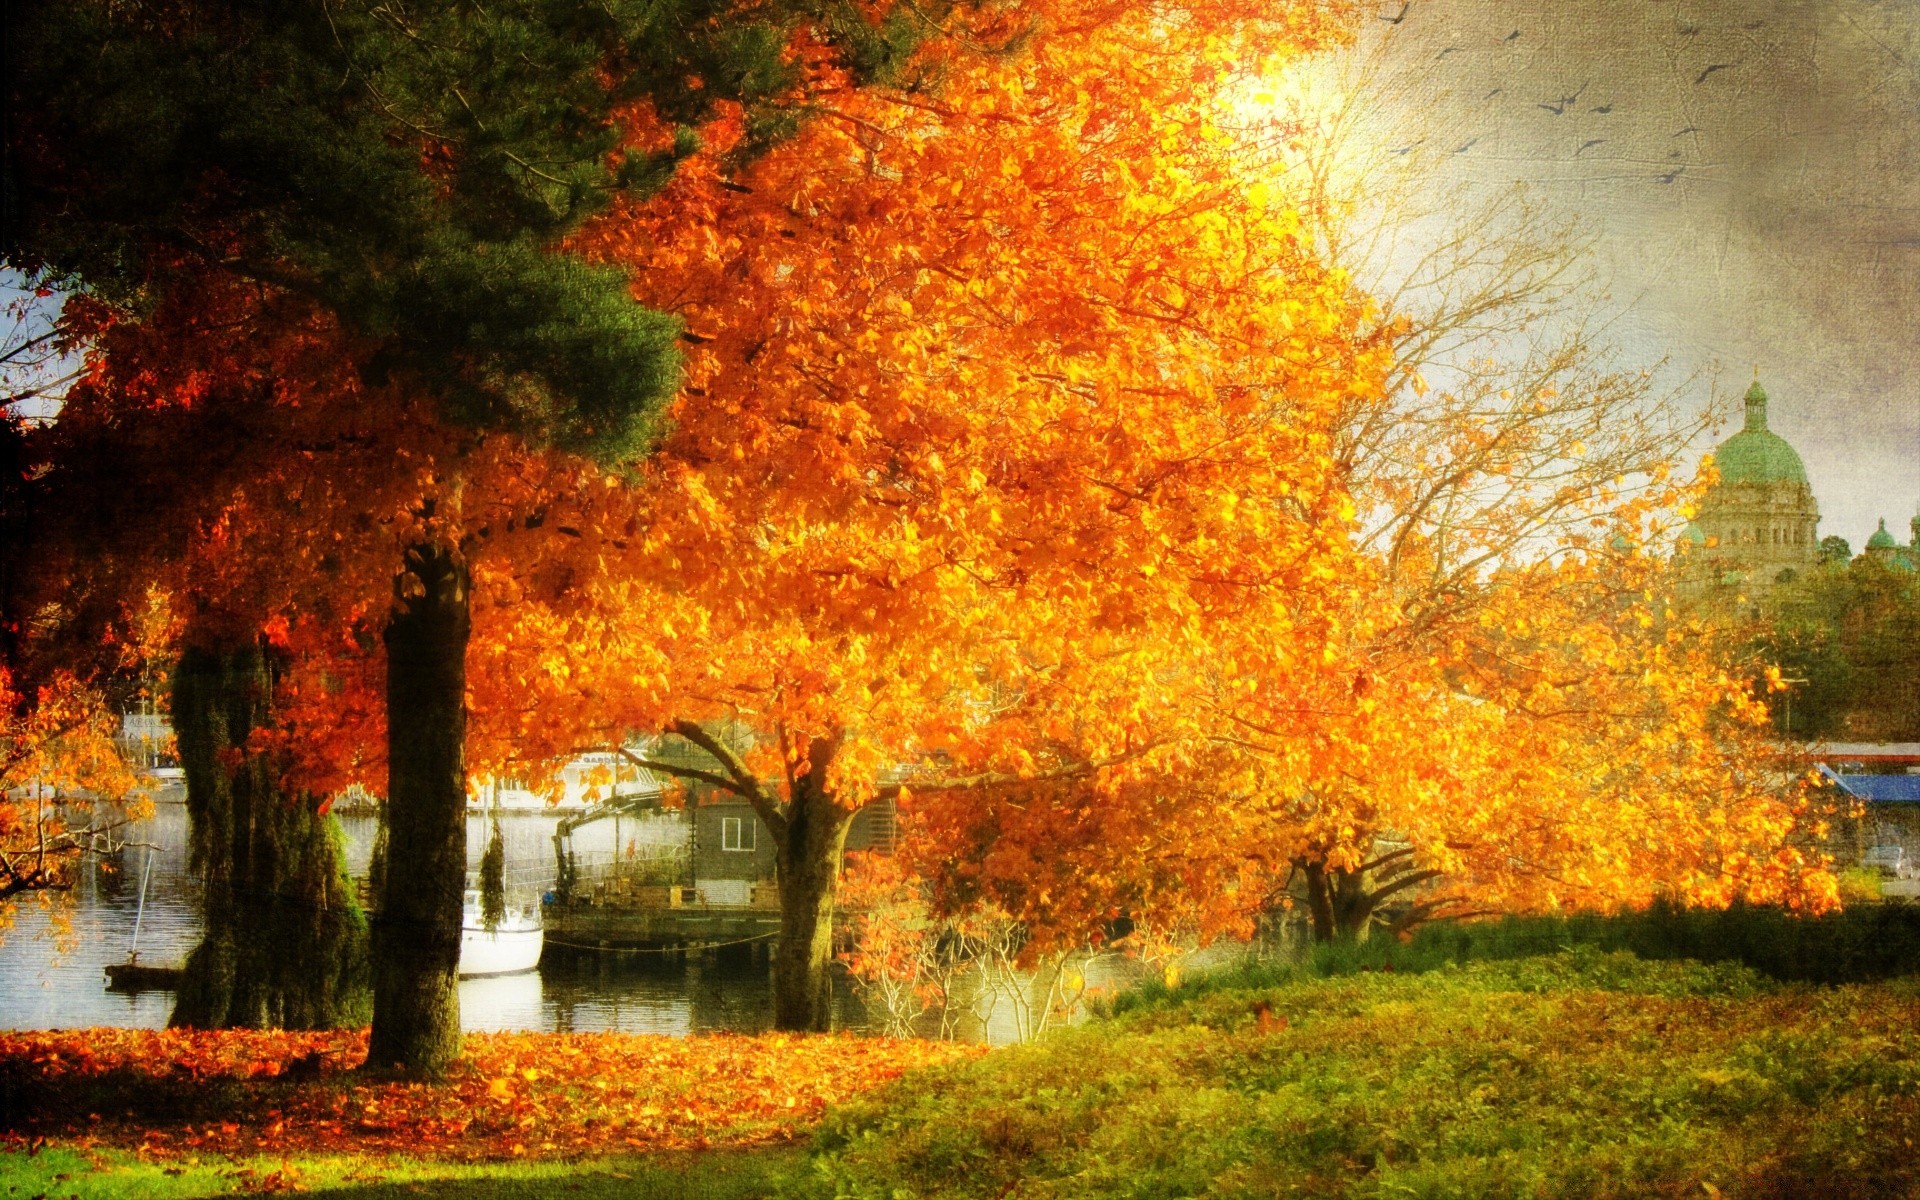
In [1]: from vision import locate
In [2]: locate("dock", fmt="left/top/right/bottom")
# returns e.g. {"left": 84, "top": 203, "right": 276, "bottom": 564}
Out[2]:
{"left": 104, "top": 961, "right": 186, "bottom": 992}
{"left": 543, "top": 903, "right": 783, "bottom": 952}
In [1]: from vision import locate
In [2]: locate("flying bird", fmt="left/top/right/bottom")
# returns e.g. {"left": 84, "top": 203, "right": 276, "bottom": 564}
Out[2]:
{"left": 1655, "top": 166, "right": 1686, "bottom": 183}
{"left": 1485, "top": 87, "right": 1504, "bottom": 99}
{"left": 1392, "top": 137, "right": 1427, "bottom": 155}
{"left": 1591, "top": 103, "right": 1614, "bottom": 114}
{"left": 1453, "top": 137, "right": 1480, "bottom": 154}
{"left": 1539, "top": 99, "right": 1570, "bottom": 115}
{"left": 1379, "top": 1, "right": 1410, "bottom": 23}
{"left": 1674, "top": 126, "right": 1699, "bottom": 136}
{"left": 1436, "top": 45, "right": 1460, "bottom": 58}
{"left": 1575, "top": 139, "right": 1605, "bottom": 155}
{"left": 1503, "top": 29, "right": 1521, "bottom": 42}
{"left": 1696, "top": 63, "right": 1733, "bottom": 83}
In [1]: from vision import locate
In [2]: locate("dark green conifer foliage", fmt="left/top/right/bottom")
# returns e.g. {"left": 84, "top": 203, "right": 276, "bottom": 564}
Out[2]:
{"left": 6, "top": 0, "right": 948, "bottom": 1070}
{"left": 5, "top": 0, "right": 941, "bottom": 458}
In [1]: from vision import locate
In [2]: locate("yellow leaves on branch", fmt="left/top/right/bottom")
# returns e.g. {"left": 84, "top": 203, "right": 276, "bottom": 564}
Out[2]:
{"left": 508, "top": 0, "right": 1388, "bottom": 789}
{"left": 0, "top": 668, "right": 146, "bottom": 903}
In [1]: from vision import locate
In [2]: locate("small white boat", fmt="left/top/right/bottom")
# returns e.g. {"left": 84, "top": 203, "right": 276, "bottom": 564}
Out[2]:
{"left": 459, "top": 890, "right": 544, "bottom": 978}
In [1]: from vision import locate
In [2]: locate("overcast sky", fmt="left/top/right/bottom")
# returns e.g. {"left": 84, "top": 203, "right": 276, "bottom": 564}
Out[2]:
{"left": 1345, "top": 0, "right": 1919, "bottom": 549}
{"left": 8, "top": 6, "right": 1914, "bottom": 547}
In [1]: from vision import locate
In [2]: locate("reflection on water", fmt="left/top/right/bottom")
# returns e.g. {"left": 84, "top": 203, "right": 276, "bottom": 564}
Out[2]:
{"left": 0, "top": 798, "right": 199, "bottom": 1031}
{"left": 0, "top": 794, "right": 859, "bottom": 1036}
{"left": 489, "top": 948, "right": 862, "bottom": 1037}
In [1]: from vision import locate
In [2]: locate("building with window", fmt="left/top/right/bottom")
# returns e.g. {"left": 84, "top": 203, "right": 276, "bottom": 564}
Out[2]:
{"left": 1679, "top": 378, "right": 1820, "bottom": 593}
{"left": 691, "top": 797, "right": 898, "bottom": 907}
{"left": 1864, "top": 517, "right": 1920, "bottom": 573}
{"left": 1677, "top": 377, "right": 1920, "bottom": 597}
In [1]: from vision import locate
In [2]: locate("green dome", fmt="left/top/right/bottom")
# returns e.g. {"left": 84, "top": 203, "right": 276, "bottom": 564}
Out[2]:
{"left": 1680, "top": 522, "right": 1707, "bottom": 546}
{"left": 1712, "top": 378, "right": 1808, "bottom": 485}
{"left": 1868, "top": 518, "right": 1898, "bottom": 550}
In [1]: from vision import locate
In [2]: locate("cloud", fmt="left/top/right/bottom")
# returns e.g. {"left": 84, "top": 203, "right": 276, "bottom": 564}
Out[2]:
{"left": 1349, "top": 0, "right": 1920, "bottom": 542}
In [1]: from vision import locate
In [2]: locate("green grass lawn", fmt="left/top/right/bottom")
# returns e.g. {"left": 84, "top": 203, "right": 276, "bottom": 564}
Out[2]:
{"left": 0, "top": 1145, "right": 797, "bottom": 1198}
{"left": 9, "top": 948, "right": 1920, "bottom": 1198}
{"left": 805, "top": 949, "right": 1920, "bottom": 1200}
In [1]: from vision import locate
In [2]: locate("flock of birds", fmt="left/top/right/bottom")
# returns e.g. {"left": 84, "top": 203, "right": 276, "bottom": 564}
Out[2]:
{"left": 1376, "top": 1, "right": 1766, "bottom": 186}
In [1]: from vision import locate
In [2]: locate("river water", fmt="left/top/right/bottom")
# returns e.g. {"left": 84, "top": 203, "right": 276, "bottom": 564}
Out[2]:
{"left": 0, "top": 794, "right": 843, "bottom": 1035}
{"left": 0, "top": 793, "right": 1175, "bottom": 1041}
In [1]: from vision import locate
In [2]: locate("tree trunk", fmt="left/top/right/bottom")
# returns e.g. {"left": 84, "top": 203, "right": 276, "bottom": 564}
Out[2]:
{"left": 771, "top": 735, "right": 853, "bottom": 1032}
{"left": 170, "top": 640, "right": 370, "bottom": 1029}
{"left": 367, "top": 543, "right": 469, "bottom": 1076}
{"left": 1300, "top": 858, "right": 1376, "bottom": 944}
{"left": 1330, "top": 865, "right": 1376, "bottom": 941}
{"left": 1302, "top": 859, "right": 1337, "bottom": 944}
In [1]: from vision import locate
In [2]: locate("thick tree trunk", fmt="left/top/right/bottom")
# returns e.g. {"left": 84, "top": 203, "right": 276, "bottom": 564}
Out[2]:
{"left": 367, "top": 543, "right": 469, "bottom": 1076}
{"left": 1300, "top": 859, "right": 1376, "bottom": 944}
{"left": 1330, "top": 866, "right": 1376, "bottom": 940}
{"left": 771, "top": 736, "right": 853, "bottom": 1032}
{"left": 1302, "top": 859, "right": 1337, "bottom": 944}
{"left": 170, "top": 640, "right": 370, "bottom": 1029}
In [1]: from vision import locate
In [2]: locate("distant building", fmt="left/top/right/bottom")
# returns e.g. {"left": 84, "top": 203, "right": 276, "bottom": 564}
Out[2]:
{"left": 691, "top": 797, "right": 897, "bottom": 907}
{"left": 1679, "top": 379, "right": 1820, "bottom": 593}
{"left": 1679, "top": 377, "right": 1917, "bottom": 595}
{"left": 1864, "top": 517, "right": 1919, "bottom": 573}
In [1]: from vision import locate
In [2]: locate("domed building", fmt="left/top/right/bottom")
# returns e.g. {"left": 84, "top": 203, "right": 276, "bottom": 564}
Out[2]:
{"left": 1680, "top": 378, "right": 1820, "bottom": 592}
{"left": 1863, "top": 517, "right": 1919, "bottom": 572}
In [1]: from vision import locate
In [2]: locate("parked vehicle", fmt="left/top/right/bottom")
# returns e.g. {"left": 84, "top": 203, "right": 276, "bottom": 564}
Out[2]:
{"left": 1862, "top": 845, "right": 1913, "bottom": 880}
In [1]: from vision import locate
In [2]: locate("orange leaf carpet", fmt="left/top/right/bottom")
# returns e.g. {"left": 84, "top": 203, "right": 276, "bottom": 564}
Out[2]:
{"left": 0, "top": 1028, "right": 982, "bottom": 1161}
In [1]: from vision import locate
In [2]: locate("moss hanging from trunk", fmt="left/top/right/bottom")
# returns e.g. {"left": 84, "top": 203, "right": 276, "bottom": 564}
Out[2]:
{"left": 170, "top": 640, "right": 370, "bottom": 1030}
{"left": 479, "top": 818, "right": 505, "bottom": 932}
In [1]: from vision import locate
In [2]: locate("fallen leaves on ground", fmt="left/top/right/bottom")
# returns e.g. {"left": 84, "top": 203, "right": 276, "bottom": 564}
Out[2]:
{"left": 0, "top": 1028, "right": 982, "bottom": 1161}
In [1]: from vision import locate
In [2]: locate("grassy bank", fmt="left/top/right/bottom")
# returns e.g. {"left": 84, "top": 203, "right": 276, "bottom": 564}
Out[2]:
{"left": 9, "top": 939, "right": 1920, "bottom": 1197}
{"left": 1109, "top": 901, "right": 1920, "bottom": 1016}
{"left": 0, "top": 1144, "right": 796, "bottom": 1198}
{"left": 805, "top": 950, "right": 1920, "bottom": 1199}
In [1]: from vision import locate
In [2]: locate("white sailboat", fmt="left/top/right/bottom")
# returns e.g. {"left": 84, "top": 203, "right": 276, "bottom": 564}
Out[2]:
{"left": 459, "top": 889, "right": 544, "bottom": 978}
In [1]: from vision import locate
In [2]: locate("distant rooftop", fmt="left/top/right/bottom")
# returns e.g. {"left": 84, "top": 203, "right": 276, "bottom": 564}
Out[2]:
{"left": 1820, "top": 768, "right": 1920, "bottom": 804}
{"left": 1808, "top": 743, "right": 1920, "bottom": 764}
{"left": 1712, "top": 378, "right": 1809, "bottom": 485}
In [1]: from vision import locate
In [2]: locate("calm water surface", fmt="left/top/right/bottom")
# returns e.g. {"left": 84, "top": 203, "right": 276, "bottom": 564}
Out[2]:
{"left": 0, "top": 794, "right": 848, "bottom": 1035}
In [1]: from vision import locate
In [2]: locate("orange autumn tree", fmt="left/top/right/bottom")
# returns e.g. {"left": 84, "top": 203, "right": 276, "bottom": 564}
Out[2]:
{"left": 946, "top": 377, "right": 1840, "bottom": 945}
{"left": 1220, "top": 549, "right": 1833, "bottom": 941}
{"left": 1235, "top": 29, "right": 1832, "bottom": 934}
{"left": 894, "top": 44, "right": 1842, "bottom": 950}
{"left": 19, "top": 274, "right": 745, "bottom": 1028}
{"left": 0, "top": 319, "right": 146, "bottom": 920}
{"left": 912, "top": 516, "right": 1832, "bottom": 953}
{"left": 10, "top": 0, "right": 1001, "bottom": 1071}
{"left": 469, "top": 0, "right": 1382, "bottom": 1029}
{"left": 0, "top": 666, "right": 143, "bottom": 911}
